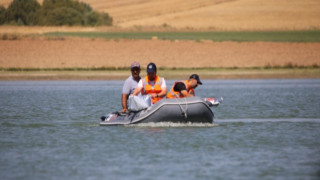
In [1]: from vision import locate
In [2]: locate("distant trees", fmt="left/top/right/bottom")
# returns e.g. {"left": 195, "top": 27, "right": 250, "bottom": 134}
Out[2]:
{"left": 46, "top": 7, "right": 83, "bottom": 26}
{"left": 0, "top": 6, "right": 6, "bottom": 25}
{"left": 3, "top": 0, "right": 41, "bottom": 25}
{"left": 0, "top": 0, "right": 112, "bottom": 26}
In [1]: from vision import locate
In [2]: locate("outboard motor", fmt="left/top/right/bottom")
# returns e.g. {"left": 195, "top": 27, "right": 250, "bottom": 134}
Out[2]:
{"left": 204, "top": 97, "right": 223, "bottom": 107}
{"left": 101, "top": 116, "right": 106, "bottom": 121}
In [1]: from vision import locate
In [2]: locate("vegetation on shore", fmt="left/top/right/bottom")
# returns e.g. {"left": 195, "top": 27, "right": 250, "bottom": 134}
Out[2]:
{"left": 0, "top": 0, "right": 112, "bottom": 26}
{"left": 1, "top": 67, "right": 319, "bottom": 80}
{"left": 1, "top": 69, "right": 319, "bottom": 80}
{"left": 43, "top": 30, "right": 320, "bottom": 42}
{"left": 1, "top": 30, "right": 319, "bottom": 42}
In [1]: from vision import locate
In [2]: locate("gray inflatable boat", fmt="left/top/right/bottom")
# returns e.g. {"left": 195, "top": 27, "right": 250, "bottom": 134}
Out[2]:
{"left": 100, "top": 97, "right": 221, "bottom": 126}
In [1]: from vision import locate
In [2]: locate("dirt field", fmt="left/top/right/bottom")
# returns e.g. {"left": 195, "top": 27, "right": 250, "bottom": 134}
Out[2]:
{"left": 1, "top": 37, "right": 319, "bottom": 69}
{"left": 1, "top": 0, "right": 320, "bottom": 30}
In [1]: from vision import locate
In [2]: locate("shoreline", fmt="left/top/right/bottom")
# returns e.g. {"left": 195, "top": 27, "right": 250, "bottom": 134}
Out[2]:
{"left": 1, "top": 68, "right": 319, "bottom": 80}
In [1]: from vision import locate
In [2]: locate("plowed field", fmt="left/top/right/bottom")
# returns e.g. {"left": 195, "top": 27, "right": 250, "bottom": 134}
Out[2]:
{"left": 1, "top": 38, "right": 319, "bottom": 69}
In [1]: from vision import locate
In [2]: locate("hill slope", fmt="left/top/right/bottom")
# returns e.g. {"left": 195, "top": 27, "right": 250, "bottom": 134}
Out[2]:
{"left": 1, "top": 0, "right": 320, "bottom": 30}
{"left": 81, "top": 0, "right": 320, "bottom": 30}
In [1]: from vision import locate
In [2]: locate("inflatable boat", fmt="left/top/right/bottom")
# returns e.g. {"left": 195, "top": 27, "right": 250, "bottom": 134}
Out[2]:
{"left": 100, "top": 97, "right": 222, "bottom": 126}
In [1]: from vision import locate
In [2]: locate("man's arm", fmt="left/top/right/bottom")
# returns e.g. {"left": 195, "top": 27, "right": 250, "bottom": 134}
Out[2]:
{"left": 132, "top": 80, "right": 143, "bottom": 96}
{"left": 158, "top": 78, "right": 167, "bottom": 97}
{"left": 132, "top": 86, "right": 142, "bottom": 95}
{"left": 179, "top": 90, "right": 194, "bottom": 97}
{"left": 158, "top": 86, "right": 167, "bottom": 97}
{"left": 175, "top": 82, "right": 194, "bottom": 97}
{"left": 121, "top": 78, "right": 131, "bottom": 112}
{"left": 121, "top": 94, "right": 128, "bottom": 112}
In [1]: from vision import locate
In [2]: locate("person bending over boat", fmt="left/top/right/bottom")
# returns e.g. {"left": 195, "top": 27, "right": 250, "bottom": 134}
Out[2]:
{"left": 121, "top": 61, "right": 141, "bottom": 112}
{"left": 166, "top": 74, "right": 202, "bottom": 99}
{"left": 132, "top": 62, "right": 167, "bottom": 104}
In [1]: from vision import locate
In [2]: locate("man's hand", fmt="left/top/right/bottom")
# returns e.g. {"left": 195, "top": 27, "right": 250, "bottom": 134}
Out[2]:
{"left": 150, "top": 93, "right": 158, "bottom": 98}
{"left": 180, "top": 90, "right": 194, "bottom": 97}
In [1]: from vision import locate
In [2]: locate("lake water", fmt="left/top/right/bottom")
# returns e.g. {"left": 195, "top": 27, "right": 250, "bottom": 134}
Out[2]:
{"left": 0, "top": 79, "right": 320, "bottom": 180}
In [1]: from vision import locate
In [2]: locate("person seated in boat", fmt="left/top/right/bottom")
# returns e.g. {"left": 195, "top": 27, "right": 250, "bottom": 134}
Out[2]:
{"left": 121, "top": 61, "right": 141, "bottom": 112}
{"left": 166, "top": 74, "right": 202, "bottom": 99}
{"left": 131, "top": 62, "right": 167, "bottom": 104}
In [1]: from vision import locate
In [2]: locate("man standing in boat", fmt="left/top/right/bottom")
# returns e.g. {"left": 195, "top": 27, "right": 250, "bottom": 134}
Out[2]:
{"left": 121, "top": 61, "right": 141, "bottom": 112}
{"left": 166, "top": 74, "right": 202, "bottom": 99}
{"left": 132, "top": 62, "right": 167, "bottom": 104}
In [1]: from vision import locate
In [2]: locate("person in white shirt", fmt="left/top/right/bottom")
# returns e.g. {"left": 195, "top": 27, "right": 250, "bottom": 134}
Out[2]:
{"left": 121, "top": 61, "right": 141, "bottom": 112}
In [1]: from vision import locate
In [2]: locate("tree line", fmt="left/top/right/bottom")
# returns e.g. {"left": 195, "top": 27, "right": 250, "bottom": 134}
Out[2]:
{"left": 0, "top": 0, "right": 112, "bottom": 26}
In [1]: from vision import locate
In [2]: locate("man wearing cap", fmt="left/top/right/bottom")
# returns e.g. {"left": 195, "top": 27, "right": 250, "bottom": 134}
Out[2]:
{"left": 132, "top": 62, "right": 167, "bottom": 104}
{"left": 121, "top": 61, "right": 141, "bottom": 112}
{"left": 166, "top": 74, "right": 202, "bottom": 99}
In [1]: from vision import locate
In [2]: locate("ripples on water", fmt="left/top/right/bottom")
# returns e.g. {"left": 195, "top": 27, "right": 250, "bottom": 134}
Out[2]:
{"left": 0, "top": 79, "right": 320, "bottom": 180}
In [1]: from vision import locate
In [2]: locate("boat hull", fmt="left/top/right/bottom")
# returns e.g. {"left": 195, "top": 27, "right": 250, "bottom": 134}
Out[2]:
{"left": 100, "top": 97, "right": 214, "bottom": 126}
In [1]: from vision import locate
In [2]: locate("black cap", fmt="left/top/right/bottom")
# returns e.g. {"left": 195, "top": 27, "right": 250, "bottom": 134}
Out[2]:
{"left": 189, "top": 74, "right": 202, "bottom": 85}
{"left": 147, "top": 62, "right": 157, "bottom": 73}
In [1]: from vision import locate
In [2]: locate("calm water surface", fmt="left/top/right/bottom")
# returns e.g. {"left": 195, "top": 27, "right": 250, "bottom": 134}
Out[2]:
{"left": 0, "top": 79, "right": 320, "bottom": 180}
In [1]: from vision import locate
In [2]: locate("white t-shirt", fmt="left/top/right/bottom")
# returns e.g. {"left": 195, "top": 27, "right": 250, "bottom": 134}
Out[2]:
{"left": 122, "top": 76, "right": 140, "bottom": 95}
{"left": 137, "top": 77, "right": 166, "bottom": 89}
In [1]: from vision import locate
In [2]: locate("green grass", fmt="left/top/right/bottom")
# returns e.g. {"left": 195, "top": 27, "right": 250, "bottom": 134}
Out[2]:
{"left": 43, "top": 30, "right": 320, "bottom": 42}
{"left": 1, "top": 67, "right": 320, "bottom": 80}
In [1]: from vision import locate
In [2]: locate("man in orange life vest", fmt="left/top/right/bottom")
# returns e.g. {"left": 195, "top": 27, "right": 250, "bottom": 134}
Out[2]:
{"left": 132, "top": 62, "right": 167, "bottom": 104}
{"left": 166, "top": 74, "right": 202, "bottom": 99}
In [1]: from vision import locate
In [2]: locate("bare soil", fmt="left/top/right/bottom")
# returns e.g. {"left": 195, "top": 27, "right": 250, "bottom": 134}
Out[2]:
{"left": 1, "top": 38, "right": 319, "bottom": 69}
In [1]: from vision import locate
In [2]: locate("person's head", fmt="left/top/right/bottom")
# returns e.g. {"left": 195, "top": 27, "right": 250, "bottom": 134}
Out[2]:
{"left": 146, "top": 62, "right": 157, "bottom": 81}
{"left": 130, "top": 61, "right": 140, "bottom": 79}
{"left": 189, "top": 74, "right": 202, "bottom": 88}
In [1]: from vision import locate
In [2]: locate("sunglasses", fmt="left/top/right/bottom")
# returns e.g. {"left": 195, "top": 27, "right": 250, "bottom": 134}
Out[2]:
{"left": 131, "top": 68, "right": 140, "bottom": 72}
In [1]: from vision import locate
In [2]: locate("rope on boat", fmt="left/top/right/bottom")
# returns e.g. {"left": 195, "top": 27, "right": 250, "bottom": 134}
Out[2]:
{"left": 175, "top": 97, "right": 188, "bottom": 119}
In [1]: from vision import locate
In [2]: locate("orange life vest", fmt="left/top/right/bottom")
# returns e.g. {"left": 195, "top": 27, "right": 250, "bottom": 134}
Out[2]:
{"left": 166, "top": 80, "right": 195, "bottom": 99}
{"left": 142, "top": 75, "right": 163, "bottom": 104}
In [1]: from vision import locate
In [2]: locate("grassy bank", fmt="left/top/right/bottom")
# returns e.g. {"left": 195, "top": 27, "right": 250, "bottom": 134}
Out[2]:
{"left": 1, "top": 67, "right": 319, "bottom": 80}
{"left": 43, "top": 30, "right": 320, "bottom": 42}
